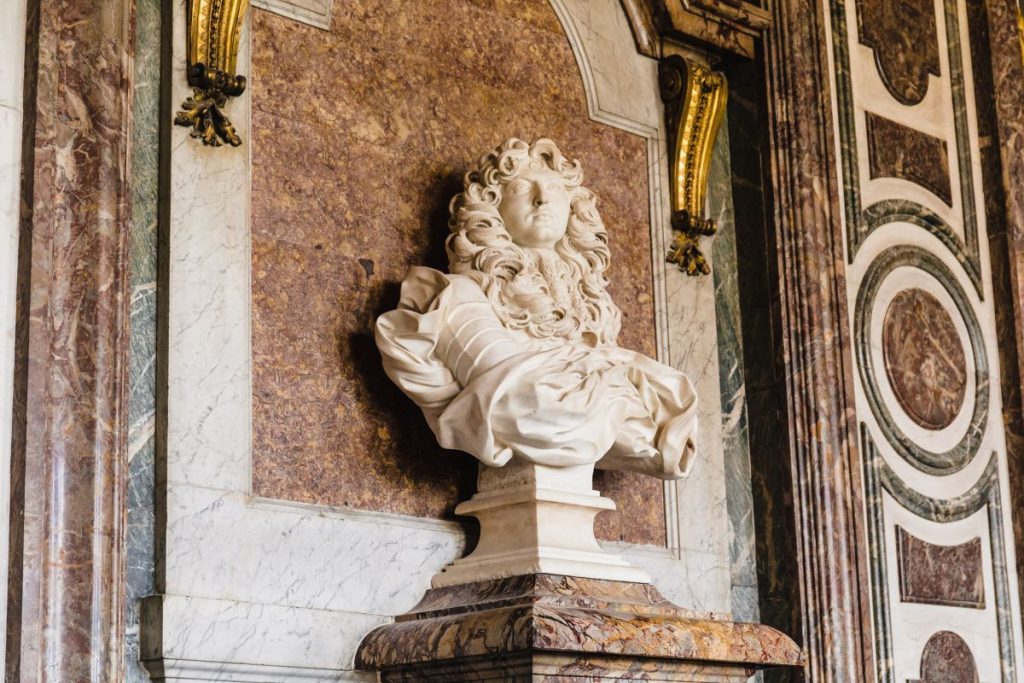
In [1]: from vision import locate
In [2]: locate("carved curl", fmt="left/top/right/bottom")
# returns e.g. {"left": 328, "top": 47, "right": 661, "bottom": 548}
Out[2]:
{"left": 446, "top": 138, "right": 621, "bottom": 346}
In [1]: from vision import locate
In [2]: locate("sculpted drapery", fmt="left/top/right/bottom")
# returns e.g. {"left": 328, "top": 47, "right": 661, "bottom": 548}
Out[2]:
{"left": 375, "top": 138, "right": 698, "bottom": 479}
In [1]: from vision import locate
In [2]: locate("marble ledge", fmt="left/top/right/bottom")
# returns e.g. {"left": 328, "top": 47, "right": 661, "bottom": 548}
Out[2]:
{"left": 355, "top": 574, "right": 803, "bottom": 681}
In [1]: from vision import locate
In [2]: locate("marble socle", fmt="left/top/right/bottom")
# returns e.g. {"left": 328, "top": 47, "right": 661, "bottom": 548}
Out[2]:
{"left": 355, "top": 574, "right": 803, "bottom": 681}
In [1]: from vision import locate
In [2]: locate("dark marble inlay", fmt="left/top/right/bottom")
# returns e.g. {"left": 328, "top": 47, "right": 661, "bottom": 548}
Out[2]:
{"left": 866, "top": 113, "right": 952, "bottom": 205}
{"left": 908, "top": 631, "right": 979, "bottom": 683}
{"left": 896, "top": 526, "right": 984, "bottom": 608}
{"left": 856, "top": 0, "right": 940, "bottom": 105}
{"left": 855, "top": 247, "right": 988, "bottom": 474}
{"left": 882, "top": 288, "right": 966, "bottom": 430}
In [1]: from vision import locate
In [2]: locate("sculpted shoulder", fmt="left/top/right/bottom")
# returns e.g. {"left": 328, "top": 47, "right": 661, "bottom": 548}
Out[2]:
{"left": 396, "top": 267, "right": 488, "bottom": 314}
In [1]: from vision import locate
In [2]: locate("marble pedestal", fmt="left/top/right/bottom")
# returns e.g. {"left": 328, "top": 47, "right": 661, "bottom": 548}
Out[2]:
{"left": 433, "top": 460, "right": 651, "bottom": 587}
{"left": 355, "top": 574, "right": 803, "bottom": 682}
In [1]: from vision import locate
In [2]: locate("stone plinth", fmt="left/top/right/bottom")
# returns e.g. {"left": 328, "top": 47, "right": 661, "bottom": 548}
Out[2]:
{"left": 355, "top": 574, "right": 803, "bottom": 682}
{"left": 434, "top": 462, "right": 650, "bottom": 587}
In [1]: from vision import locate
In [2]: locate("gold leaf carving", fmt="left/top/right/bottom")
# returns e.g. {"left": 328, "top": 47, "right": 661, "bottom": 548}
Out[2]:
{"left": 177, "top": 0, "right": 250, "bottom": 147}
{"left": 659, "top": 55, "right": 727, "bottom": 276}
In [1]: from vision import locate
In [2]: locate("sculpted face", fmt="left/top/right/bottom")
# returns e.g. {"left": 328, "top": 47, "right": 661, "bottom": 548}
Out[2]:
{"left": 497, "top": 164, "right": 571, "bottom": 249}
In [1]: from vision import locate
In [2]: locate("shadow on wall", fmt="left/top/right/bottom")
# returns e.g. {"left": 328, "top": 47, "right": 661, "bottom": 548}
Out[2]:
{"left": 343, "top": 171, "right": 479, "bottom": 522}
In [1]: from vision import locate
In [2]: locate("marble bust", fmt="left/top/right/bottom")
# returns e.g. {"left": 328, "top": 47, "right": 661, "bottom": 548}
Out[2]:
{"left": 376, "top": 137, "right": 698, "bottom": 478}
{"left": 375, "top": 138, "right": 699, "bottom": 585}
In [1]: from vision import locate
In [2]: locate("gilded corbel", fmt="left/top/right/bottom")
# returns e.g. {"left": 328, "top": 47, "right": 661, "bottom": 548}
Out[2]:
{"left": 659, "top": 55, "right": 727, "bottom": 276}
{"left": 175, "top": 0, "right": 250, "bottom": 146}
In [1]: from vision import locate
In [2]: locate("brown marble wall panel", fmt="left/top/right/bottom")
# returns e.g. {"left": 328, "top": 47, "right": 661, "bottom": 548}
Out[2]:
{"left": 856, "top": 0, "right": 941, "bottom": 105}
{"left": 882, "top": 288, "right": 967, "bottom": 429}
{"left": 895, "top": 527, "right": 984, "bottom": 608}
{"left": 249, "top": 1, "right": 664, "bottom": 545}
{"left": 908, "top": 631, "right": 979, "bottom": 683}
{"left": 9, "top": 0, "right": 133, "bottom": 679}
{"left": 975, "top": 0, "right": 1024, "bottom": 621}
{"left": 865, "top": 112, "right": 952, "bottom": 205}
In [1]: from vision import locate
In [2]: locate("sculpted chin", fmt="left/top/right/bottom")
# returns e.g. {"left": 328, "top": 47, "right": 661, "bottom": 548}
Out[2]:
{"left": 375, "top": 137, "right": 698, "bottom": 479}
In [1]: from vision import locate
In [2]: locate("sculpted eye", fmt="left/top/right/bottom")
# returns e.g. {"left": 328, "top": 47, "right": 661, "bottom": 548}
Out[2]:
{"left": 508, "top": 182, "right": 530, "bottom": 195}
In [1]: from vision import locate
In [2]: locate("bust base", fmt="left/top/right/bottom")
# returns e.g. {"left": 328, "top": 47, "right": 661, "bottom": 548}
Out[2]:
{"left": 355, "top": 574, "right": 803, "bottom": 682}
{"left": 432, "top": 460, "right": 651, "bottom": 587}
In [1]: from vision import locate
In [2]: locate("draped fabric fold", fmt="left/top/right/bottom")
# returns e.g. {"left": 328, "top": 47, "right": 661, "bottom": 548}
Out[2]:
{"left": 376, "top": 267, "right": 698, "bottom": 479}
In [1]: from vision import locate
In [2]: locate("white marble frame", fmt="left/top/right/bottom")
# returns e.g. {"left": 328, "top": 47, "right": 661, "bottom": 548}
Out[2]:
{"left": 143, "top": 1, "right": 733, "bottom": 679}
{"left": 0, "top": 0, "right": 29, "bottom": 671}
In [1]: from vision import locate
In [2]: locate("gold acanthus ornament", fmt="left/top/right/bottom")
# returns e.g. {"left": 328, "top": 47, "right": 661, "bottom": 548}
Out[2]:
{"left": 659, "top": 55, "right": 727, "bottom": 276}
{"left": 175, "top": 0, "right": 250, "bottom": 147}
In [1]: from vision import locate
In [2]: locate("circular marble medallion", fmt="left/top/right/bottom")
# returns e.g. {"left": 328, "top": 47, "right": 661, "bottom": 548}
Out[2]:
{"left": 854, "top": 245, "right": 987, "bottom": 475}
{"left": 882, "top": 288, "right": 967, "bottom": 430}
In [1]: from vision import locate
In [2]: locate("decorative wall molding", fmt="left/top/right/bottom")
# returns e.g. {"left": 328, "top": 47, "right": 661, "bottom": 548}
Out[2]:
{"left": 12, "top": 0, "right": 135, "bottom": 678}
{"left": 761, "top": 0, "right": 874, "bottom": 676}
{"left": 856, "top": 0, "right": 940, "bottom": 105}
{"left": 830, "top": 0, "right": 982, "bottom": 295}
{"left": 896, "top": 526, "right": 984, "bottom": 608}
{"left": 908, "top": 631, "right": 979, "bottom": 683}
{"left": 659, "top": 54, "right": 727, "bottom": 276}
{"left": 862, "top": 429, "right": 1018, "bottom": 681}
{"left": 854, "top": 246, "right": 988, "bottom": 475}
{"left": 865, "top": 112, "right": 952, "bottom": 206}
{"left": 251, "top": 0, "right": 332, "bottom": 31}
{"left": 0, "top": 0, "right": 28, "bottom": 670}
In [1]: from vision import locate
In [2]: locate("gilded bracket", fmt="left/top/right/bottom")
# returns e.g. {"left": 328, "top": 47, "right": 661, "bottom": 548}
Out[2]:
{"left": 659, "top": 55, "right": 727, "bottom": 276}
{"left": 175, "top": 0, "right": 250, "bottom": 147}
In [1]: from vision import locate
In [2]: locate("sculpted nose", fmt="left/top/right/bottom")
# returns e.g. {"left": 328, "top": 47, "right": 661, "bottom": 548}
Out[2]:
{"left": 533, "top": 185, "right": 549, "bottom": 206}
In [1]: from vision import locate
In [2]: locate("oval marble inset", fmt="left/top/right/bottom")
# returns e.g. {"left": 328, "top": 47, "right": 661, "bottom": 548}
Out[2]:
{"left": 882, "top": 288, "right": 967, "bottom": 430}
{"left": 909, "top": 631, "right": 979, "bottom": 683}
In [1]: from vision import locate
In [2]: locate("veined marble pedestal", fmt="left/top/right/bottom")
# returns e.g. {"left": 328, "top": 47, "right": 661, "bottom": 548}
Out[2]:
{"left": 355, "top": 574, "right": 803, "bottom": 682}
{"left": 358, "top": 463, "right": 801, "bottom": 680}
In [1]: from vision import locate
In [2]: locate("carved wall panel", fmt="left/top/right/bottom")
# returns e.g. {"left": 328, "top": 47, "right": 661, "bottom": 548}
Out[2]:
{"left": 896, "top": 526, "right": 984, "bottom": 608}
{"left": 828, "top": 0, "right": 1024, "bottom": 677}
{"left": 866, "top": 112, "right": 952, "bottom": 206}
{"left": 856, "top": 0, "right": 941, "bottom": 105}
{"left": 909, "top": 631, "right": 980, "bottom": 683}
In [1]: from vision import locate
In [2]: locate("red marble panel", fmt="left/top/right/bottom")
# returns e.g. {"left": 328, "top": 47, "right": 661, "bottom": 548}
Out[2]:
{"left": 249, "top": 1, "right": 664, "bottom": 544}
{"left": 882, "top": 288, "right": 967, "bottom": 430}
{"left": 896, "top": 526, "right": 984, "bottom": 608}
{"left": 865, "top": 112, "right": 952, "bottom": 205}
{"left": 908, "top": 631, "right": 979, "bottom": 683}
{"left": 856, "top": 0, "right": 941, "bottom": 105}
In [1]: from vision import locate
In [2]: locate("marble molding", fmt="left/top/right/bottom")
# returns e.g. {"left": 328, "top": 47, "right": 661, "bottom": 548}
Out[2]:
{"left": 252, "top": 0, "right": 333, "bottom": 29}
{"left": 0, "top": 0, "right": 28, "bottom": 671}
{"left": 355, "top": 574, "right": 802, "bottom": 681}
{"left": 975, "top": 0, "right": 1024, "bottom": 630}
{"left": 12, "top": 0, "right": 134, "bottom": 678}
{"left": 759, "top": 0, "right": 874, "bottom": 677}
{"left": 908, "top": 631, "right": 979, "bottom": 683}
{"left": 855, "top": 0, "right": 941, "bottom": 105}
{"left": 895, "top": 526, "right": 984, "bottom": 608}
{"left": 830, "top": 0, "right": 1024, "bottom": 672}
{"left": 123, "top": 0, "right": 162, "bottom": 679}
{"left": 865, "top": 113, "right": 952, "bottom": 206}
